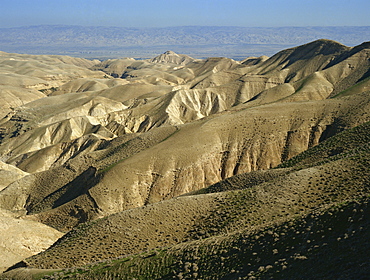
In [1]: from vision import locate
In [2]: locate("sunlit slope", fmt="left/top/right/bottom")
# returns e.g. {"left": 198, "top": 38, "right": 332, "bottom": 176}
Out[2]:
{"left": 0, "top": 209, "right": 63, "bottom": 273}
{"left": 0, "top": 52, "right": 107, "bottom": 118}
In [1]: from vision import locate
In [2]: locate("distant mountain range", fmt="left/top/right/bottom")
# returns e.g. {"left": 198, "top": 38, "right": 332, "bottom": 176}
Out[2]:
{"left": 1, "top": 25, "right": 369, "bottom": 59}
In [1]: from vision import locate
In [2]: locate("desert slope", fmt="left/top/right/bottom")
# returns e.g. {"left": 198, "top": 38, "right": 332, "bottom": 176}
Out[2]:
{"left": 0, "top": 39, "right": 370, "bottom": 276}
{"left": 0, "top": 209, "right": 63, "bottom": 273}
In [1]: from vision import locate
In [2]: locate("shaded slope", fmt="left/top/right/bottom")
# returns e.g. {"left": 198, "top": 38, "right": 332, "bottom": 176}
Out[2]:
{"left": 16, "top": 197, "right": 370, "bottom": 280}
{"left": 252, "top": 39, "right": 349, "bottom": 80}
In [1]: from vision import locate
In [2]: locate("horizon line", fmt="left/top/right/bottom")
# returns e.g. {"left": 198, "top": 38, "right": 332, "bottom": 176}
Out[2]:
{"left": 1, "top": 24, "right": 370, "bottom": 29}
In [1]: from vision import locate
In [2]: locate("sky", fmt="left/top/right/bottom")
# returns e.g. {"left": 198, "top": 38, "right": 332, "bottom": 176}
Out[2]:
{"left": 0, "top": 0, "right": 369, "bottom": 28}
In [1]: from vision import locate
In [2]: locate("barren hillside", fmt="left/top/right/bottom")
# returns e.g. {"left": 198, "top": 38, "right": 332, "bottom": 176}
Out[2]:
{"left": 0, "top": 39, "right": 370, "bottom": 278}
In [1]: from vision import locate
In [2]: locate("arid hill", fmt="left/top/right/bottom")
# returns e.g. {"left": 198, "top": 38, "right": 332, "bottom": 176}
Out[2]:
{"left": 0, "top": 39, "right": 370, "bottom": 278}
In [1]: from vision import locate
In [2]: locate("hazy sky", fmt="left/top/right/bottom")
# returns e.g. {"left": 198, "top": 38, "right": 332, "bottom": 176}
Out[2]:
{"left": 1, "top": 0, "right": 369, "bottom": 28}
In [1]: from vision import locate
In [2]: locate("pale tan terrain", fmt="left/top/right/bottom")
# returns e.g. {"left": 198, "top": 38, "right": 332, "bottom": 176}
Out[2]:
{"left": 0, "top": 40, "right": 370, "bottom": 277}
{"left": 0, "top": 209, "right": 63, "bottom": 273}
{"left": 0, "top": 52, "right": 108, "bottom": 119}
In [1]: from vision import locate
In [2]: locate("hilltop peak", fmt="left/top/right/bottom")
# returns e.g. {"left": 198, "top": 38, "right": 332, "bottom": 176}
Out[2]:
{"left": 289, "top": 39, "right": 349, "bottom": 56}
{"left": 148, "top": 51, "right": 196, "bottom": 65}
{"left": 261, "top": 38, "right": 351, "bottom": 74}
{"left": 163, "top": 50, "right": 177, "bottom": 55}
{"left": 307, "top": 38, "right": 348, "bottom": 49}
